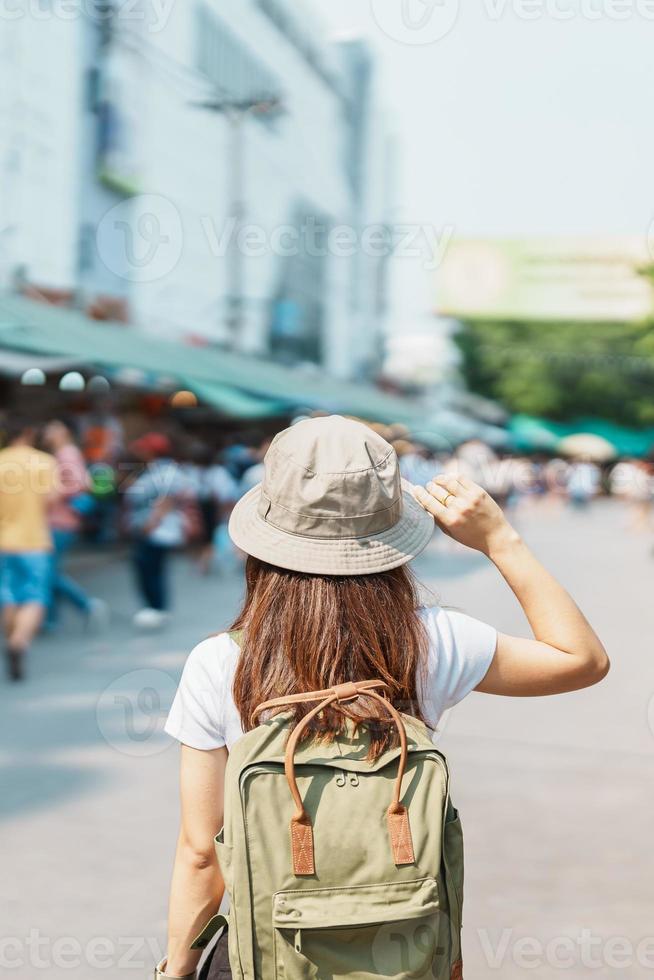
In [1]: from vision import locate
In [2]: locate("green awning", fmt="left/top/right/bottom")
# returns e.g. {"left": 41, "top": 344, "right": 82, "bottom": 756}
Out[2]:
{"left": 510, "top": 414, "right": 654, "bottom": 457}
{"left": 181, "top": 377, "right": 287, "bottom": 419}
{"left": 0, "top": 350, "right": 84, "bottom": 377}
{"left": 0, "top": 294, "right": 425, "bottom": 425}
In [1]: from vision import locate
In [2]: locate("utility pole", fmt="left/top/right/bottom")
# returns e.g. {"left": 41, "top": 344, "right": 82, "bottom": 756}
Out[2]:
{"left": 192, "top": 95, "right": 283, "bottom": 349}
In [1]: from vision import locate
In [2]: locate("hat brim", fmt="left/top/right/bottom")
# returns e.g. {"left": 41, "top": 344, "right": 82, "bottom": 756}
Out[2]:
{"left": 228, "top": 480, "right": 435, "bottom": 576}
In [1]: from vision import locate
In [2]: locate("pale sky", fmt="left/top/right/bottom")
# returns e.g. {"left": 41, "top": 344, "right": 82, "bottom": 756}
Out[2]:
{"left": 312, "top": 0, "right": 654, "bottom": 321}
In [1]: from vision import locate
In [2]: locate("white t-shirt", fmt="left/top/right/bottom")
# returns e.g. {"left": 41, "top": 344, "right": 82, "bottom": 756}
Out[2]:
{"left": 165, "top": 607, "right": 497, "bottom": 751}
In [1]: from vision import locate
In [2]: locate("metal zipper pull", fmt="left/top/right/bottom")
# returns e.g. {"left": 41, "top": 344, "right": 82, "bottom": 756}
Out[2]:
{"left": 336, "top": 770, "right": 346, "bottom": 787}
{"left": 294, "top": 929, "right": 302, "bottom": 953}
{"left": 349, "top": 772, "right": 359, "bottom": 787}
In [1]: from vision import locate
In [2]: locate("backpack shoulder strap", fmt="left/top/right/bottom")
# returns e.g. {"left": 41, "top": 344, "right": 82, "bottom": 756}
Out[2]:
{"left": 253, "top": 680, "right": 414, "bottom": 876}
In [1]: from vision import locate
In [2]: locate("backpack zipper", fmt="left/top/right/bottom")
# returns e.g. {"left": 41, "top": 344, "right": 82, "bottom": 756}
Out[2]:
{"left": 291, "top": 921, "right": 386, "bottom": 955}
{"left": 289, "top": 908, "right": 436, "bottom": 956}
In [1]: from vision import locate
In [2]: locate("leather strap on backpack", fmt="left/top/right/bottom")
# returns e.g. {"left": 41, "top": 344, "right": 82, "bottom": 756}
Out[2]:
{"left": 253, "top": 681, "right": 415, "bottom": 876}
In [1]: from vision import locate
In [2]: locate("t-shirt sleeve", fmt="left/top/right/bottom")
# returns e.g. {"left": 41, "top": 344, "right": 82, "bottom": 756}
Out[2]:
{"left": 165, "top": 637, "right": 227, "bottom": 750}
{"left": 419, "top": 606, "right": 497, "bottom": 725}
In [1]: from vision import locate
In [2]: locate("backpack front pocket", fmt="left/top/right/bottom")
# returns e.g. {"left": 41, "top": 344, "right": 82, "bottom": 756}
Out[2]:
{"left": 272, "top": 877, "right": 444, "bottom": 979}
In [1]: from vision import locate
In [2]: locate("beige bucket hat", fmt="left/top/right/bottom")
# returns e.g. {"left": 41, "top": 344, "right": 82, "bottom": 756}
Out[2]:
{"left": 228, "top": 415, "right": 434, "bottom": 575}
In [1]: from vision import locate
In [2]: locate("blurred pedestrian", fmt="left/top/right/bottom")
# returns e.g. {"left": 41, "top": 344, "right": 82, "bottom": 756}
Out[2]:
{"left": 0, "top": 417, "right": 57, "bottom": 680}
{"left": 223, "top": 439, "right": 257, "bottom": 482}
{"left": 81, "top": 399, "right": 123, "bottom": 543}
{"left": 125, "top": 433, "right": 189, "bottom": 629}
{"left": 395, "top": 440, "right": 434, "bottom": 488}
{"left": 42, "top": 420, "right": 108, "bottom": 631}
{"left": 180, "top": 442, "right": 220, "bottom": 576}
{"left": 81, "top": 397, "right": 124, "bottom": 466}
{"left": 240, "top": 438, "right": 272, "bottom": 494}
{"left": 206, "top": 451, "right": 240, "bottom": 571}
{"left": 609, "top": 457, "right": 653, "bottom": 527}
{"left": 567, "top": 459, "right": 601, "bottom": 508}
{"left": 455, "top": 441, "right": 518, "bottom": 503}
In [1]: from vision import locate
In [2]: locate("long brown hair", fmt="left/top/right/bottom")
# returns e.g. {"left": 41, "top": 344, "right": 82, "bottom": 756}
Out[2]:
{"left": 230, "top": 556, "right": 429, "bottom": 758}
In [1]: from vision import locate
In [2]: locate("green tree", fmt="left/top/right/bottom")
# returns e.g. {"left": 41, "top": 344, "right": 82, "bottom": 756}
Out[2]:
{"left": 454, "top": 318, "right": 654, "bottom": 426}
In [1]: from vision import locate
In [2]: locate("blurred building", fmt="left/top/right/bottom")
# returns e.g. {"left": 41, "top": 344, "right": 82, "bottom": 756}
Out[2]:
{"left": 0, "top": 0, "right": 394, "bottom": 380}
{"left": 383, "top": 315, "right": 460, "bottom": 391}
{"left": 0, "top": 13, "right": 83, "bottom": 296}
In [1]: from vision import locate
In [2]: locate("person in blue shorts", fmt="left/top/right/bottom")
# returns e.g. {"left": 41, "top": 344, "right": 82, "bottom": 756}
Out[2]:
{"left": 0, "top": 417, "right": 57, "bottom": 680}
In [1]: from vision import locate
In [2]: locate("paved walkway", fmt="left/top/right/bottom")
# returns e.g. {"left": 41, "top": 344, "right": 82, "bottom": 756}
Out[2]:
{"left": 1, "top": 499, "right": 652, "bottom": 978}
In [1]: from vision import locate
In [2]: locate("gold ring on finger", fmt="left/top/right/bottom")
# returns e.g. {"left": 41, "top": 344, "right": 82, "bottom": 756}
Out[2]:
{"left": 443, "top": 492, "right": 454, "bottom": 507}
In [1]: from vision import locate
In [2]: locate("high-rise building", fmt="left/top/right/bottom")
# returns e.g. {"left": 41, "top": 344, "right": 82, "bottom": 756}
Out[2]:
{"left": 0, "top": 0, "right": 394, "bottom": 380}
{"left": 0, "top": 13, "right": 82, "bottom": 295}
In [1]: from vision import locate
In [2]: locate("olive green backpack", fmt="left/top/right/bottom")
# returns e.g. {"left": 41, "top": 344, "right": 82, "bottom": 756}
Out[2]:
{"left": 193, "top": 676, "right": 465, "bottom": 980}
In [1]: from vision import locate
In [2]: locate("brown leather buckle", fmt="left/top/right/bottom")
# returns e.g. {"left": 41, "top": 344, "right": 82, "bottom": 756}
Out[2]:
{"left": 332, "top": 682, "right": 360, "bottom": 702}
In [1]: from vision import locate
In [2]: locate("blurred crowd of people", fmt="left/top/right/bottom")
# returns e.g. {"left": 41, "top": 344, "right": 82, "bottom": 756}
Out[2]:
{"left": 1, "top": 412, "right": 653, "bottom": 681}
{"left": 0, "top": 412, "right": 269, "bottom": 680}
{"left": 392, "top": 435, "right": 654, "bottom": 514}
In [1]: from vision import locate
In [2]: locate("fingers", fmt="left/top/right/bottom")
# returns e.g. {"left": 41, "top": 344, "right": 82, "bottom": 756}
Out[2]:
{"left": 426, "top": 481, "right": 454, "bottom": 505}
{"left": 431, "top": 474, "right": 462, "bottom": 495}
{"left": 454, "top": 475, "right": 479, "bottom": 493}
{"left": 432, "top": 473, "right": 486, "bottom": 501}
{"left": 412, "top": 485, "right": 450, "bottom": 525}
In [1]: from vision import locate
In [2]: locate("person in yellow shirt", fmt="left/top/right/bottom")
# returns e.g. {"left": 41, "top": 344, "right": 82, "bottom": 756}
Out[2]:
{"left": 0, "top": 417, "right": 57, "bottom": 680}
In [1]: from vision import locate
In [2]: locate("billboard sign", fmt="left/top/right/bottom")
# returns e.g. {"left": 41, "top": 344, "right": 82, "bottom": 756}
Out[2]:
{"left": 437, "top": 238, "right": 654, "bottom": 323}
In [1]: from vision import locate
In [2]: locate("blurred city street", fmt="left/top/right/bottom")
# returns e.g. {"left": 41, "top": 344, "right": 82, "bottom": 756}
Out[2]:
{"left": 1, "top": 498, "right": 653, "bottom": 979}
{"left": 2, "top": 1, "right": 654, "bottom": 977}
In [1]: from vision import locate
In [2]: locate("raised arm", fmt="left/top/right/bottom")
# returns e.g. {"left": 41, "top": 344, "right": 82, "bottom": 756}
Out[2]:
{"left": 413, "top": 476, "right": 609, "bottom": 696}
{"left": 164, "top": 745, "right": 227, "bottom": 977}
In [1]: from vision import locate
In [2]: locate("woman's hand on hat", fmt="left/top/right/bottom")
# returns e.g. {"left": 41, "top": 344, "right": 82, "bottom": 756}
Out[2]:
{"left": 413, "top": 476, "right": 520, "bottom": 557}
